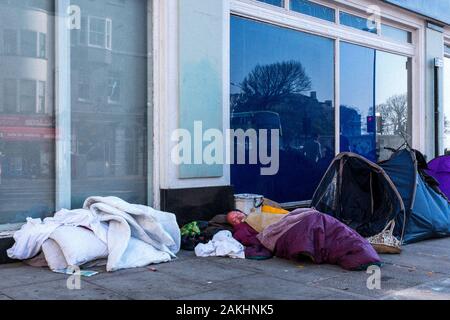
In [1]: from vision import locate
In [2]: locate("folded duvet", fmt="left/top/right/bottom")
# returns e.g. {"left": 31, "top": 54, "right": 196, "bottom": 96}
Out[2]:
{"left": 8, "top": 197, "right": 181, "bottom": 272}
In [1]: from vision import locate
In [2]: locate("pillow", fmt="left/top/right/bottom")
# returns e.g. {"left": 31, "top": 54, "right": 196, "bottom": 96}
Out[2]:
{"left": 49, "top": 226, "right": 108, "bottom": 267}
{"left": 42, "top": 239, "right": 68, "bottom": 271}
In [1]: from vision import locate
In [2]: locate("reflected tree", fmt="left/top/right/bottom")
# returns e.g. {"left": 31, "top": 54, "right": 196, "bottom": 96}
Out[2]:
{"left": 377, "top": 94, "right": 408, "bottom": 135}
{"left": 232, "top": 60, "right": 312, "bottom": 112}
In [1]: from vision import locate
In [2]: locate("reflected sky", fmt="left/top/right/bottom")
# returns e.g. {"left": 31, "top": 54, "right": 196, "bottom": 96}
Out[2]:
{"left": 340, "top": 41, "right": 410, "bottom": 161}
{"left": 231, "top": 16, "right": 334, "bottom": 103}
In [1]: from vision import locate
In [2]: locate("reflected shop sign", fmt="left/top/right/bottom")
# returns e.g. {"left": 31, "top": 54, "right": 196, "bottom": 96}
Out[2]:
{"left": 0, "top": 115, "right": 55, "bottom": 141}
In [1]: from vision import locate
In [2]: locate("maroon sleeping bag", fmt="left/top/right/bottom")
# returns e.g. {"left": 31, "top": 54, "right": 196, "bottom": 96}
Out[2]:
{"left": 257, "top": 208, "right": 381, "bottom": 270}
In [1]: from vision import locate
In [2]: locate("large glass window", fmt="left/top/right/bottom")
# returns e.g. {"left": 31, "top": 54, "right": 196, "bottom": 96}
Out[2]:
{"left": 0, "top": 0, "right": 151, "bottom": 225}
{"left": 340, "top": 42, "right": 411, "bottom": 162}
{"left": 231, "top": 16, "right": 335, "bottom": 203}
{"left": 70, "top": 0, "right": 148, "bottom": 208}
{"left": 0, "top": 1, "right": 55, "bottom": 225}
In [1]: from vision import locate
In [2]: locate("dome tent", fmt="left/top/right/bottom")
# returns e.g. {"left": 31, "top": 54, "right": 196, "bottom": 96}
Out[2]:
{"left": 379, "top": 149, "right": 450, "bottom": 244}
{"left": 311, "top": 152, "right": 405, "bottom": 238}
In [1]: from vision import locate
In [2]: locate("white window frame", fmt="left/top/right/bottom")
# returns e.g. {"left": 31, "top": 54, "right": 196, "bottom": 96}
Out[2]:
{"left": 87, "top": 16, "right": 112, "bottom": 50}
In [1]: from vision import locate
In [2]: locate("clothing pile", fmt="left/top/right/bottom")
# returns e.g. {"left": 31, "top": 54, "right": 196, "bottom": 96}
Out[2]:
{"left": 7, "top": 197, "right": 181, "bottom": 272}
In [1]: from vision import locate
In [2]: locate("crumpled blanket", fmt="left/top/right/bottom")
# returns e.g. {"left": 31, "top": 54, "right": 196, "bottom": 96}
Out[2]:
{"left": 194, "top": 231, "right": 245, "bottom": 259}
{"left": 257, "top": 208, "right": 381, "bottom": 270}
{"left": 7, "top": 196, "right": 181, "bottom": 272}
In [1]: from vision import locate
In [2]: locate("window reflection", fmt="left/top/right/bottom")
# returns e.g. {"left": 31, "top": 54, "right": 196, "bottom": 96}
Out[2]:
{"left": 0, "top": 0, "right": 55, "bottom": 224}
{"left": 290, "top": 0, "right": 335, "bottom": 22}
{"left": 70, "top": 0, "right": 148, "bottom": 208}
{"left": 381, "top": 23, "right": 412, "bottom": 44}
{"left": 256, "top": 0, "right": 284, "bottom": 7}
{"left": 340, "top": 42, "right": 411, "bottom": 162}
{"left": 231, "top": 16, "right": 335, "bottom": 203}
{"left": 340, "top": 11, "right": 377, "bottom": 34}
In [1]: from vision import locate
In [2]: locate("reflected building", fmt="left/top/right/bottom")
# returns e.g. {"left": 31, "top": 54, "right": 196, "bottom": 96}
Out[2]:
{"left": 0, "top": 1, "right": 55, "bottom": 223}
{"left": 69, "top": 0, "right": 147, "bottom": 207}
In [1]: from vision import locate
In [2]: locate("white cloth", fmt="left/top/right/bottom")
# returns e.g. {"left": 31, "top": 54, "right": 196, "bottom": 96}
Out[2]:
{"left": 7, "top": 196, "right": 181, "bottom": 272}
{"left": 195, "top": 231, "right": 245, "bottom": 259}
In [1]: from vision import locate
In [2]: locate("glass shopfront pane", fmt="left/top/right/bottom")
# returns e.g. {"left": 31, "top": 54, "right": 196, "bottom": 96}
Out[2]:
{"left": 231, "top": 16, "right": 335, "bottom": 203}
{"left": 340, "top": 11, "right": 377, "bottom": 34}
{"left": 444, "top": 57, "right": 450, "bottom": 154}
{"left": 340, "top": 42, "right": 411, "bottom": 162}
{"left": 257, "top": 0, "right": 284, "bottom": 7}
{"left": 381, "top": 23, "right": 412, "bottom": 44}
{"left": 70, "top": 0, "right": 148, "bottom": 208}
{"left": 290, "top": 0, "right": 335, "bottom": 22}
{"left": 0, "top": 0, "right": 55, "bottom": 224}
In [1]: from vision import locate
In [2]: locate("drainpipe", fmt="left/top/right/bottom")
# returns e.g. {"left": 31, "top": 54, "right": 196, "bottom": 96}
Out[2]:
{"left": 435, "top": 57, "right": 444, "bottom": 156}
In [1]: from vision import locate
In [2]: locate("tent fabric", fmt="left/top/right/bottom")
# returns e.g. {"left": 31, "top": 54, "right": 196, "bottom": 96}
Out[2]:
{"left": 311, "top": 152, "right": 404, "bottom": 238}
{"left": 380, "top": 149, "right": 450, "bottom": 244}
{"left": 427, "top": 155, "right": 450, "bottom": 200}
{"left": 257, "top": 209, "right": 381, "bottom": 271}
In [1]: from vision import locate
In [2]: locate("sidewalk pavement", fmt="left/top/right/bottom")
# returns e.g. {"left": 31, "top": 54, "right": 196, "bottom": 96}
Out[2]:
{"left": 1, "top": 237, "right": 450, "bottom": 300}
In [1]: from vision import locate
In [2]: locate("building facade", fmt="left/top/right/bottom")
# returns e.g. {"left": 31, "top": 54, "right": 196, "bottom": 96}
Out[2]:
{"left": 1, "top": 0, "right": 450, "bottom": 259}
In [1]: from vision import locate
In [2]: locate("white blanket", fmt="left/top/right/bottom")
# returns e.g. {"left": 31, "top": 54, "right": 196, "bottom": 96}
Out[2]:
{"left": 7, "top": 197, "right": 181, "bottom": 272}
{"left": 195, "top": 231, "right": 245, "bottom": 259}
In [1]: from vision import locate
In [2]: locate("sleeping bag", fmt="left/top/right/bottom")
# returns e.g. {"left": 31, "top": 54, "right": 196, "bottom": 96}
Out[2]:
{"left": 257, "top": 208, "right": 381, "bottom": 270}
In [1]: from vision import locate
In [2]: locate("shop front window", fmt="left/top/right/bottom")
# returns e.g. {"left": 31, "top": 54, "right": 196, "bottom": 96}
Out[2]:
{"left": 70, "top": 0, "right": 148, "bottom": 208}
{"left": 231, "top": 15, "right": 335, "bottom": 203}
{"left": 0, "top": 1, "right": 55, "bottom": 225}
{"left": 0, "top": 0, "right": 151, "bottom": 225}
{"left": 340, "top": 42, "right": 411, "bottom": 162}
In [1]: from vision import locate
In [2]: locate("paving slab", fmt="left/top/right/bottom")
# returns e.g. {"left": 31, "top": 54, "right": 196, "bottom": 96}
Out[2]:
{"left": 211, "top": 256, "right": 349, "bottom": 284}
{"left": 386, "top": 278, "right": 450, "bottom": 300}
{"left": 0, "top": 264, "right": 67, "bottom": 290}
{"left": 312, "top": 262, "right": 447, "bottom": 298}
{"left": 1, "top": 278, "right": 129, "bottom": 300}
{"left": 175, "top": 274, "right": 341, "bottom": 300}
{"left": 155, "top": 257, "right": 257, "bottom": 284}
{"left": 86, "top": 268, "right": 219, "bottom": 300}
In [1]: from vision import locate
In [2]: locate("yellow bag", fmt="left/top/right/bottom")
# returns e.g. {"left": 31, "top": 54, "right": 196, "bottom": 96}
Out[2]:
{"left": 245, "top": 206, "right": 289, "bottom": 233}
